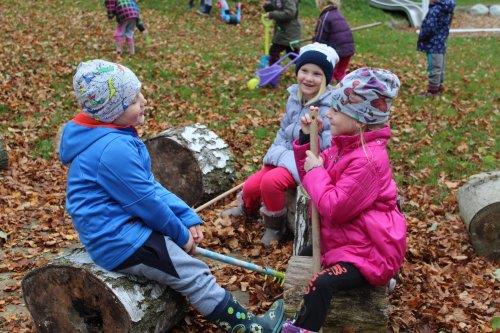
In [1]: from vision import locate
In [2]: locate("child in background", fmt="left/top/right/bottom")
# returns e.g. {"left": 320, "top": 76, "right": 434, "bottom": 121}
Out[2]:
{"left": 263, "top": 0, "right": 301, "bottom": 65}
{"left": 313, "top": 0, "right": 355, "bottom": 82}
{"left": 217, "top": 0, "right": 242, "bottom": 25}
{"left": 59, "top": 59, "right": 284, "bottom": 333}
{"left": 221, "top": 43, "right": 339, "bottom": 247}
{"left": 282, "top": 68, "right": 407, "bottom": 332}
{"left": 105, "top": 0, "right": 141, "bottom": 55}
{"left": 197, "top": 0, "right": 213, "bottom": 15}
{"left": 417, "top": 0, "right": 455, "bottom": 96}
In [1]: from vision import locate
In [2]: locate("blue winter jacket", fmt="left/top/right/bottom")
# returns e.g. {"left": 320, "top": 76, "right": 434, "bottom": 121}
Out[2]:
{"left": 59, "top": 114, "right": 200, "bottom": 270}
{"left": 263, "top": 84, "right": 333, "bottom": 183}
{"left": 417, "top": 0, "right": 455, "bottom": 54}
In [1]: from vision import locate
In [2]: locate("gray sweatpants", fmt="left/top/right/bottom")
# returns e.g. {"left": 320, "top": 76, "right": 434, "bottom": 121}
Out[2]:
{"left": 114, "top": 232, "right": 226, "bottom": 316}
{"left": 426, "top": 53, "right": 445, "bottom": 87}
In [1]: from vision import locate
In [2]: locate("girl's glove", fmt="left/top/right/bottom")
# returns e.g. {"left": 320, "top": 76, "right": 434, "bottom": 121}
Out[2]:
{"left": 304, "top": 150, "right": 324, "bottom": 172}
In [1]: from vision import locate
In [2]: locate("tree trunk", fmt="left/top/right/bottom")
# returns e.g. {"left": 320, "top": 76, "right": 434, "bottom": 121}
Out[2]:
{"left": 144, "top": 124, "right": 235, "bottom": 207}
{"left": 291, "top": 186, "right": 312, "bottom": 256}
{"left": 457, "top": 171, "right": 500, "bottom": 262}
{"left": 22, "top": 248, "right": 188, "bottom": 333}
{"left": 283, "top": 256, "right": 388, "bottom": 333}
{"left": 0, "top": 138, "right": 8, "bottom": 170}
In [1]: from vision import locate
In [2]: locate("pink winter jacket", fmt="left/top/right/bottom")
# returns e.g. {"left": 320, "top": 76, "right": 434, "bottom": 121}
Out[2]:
{"left": 293, "top": 126, "right": 406, "bottom": 286}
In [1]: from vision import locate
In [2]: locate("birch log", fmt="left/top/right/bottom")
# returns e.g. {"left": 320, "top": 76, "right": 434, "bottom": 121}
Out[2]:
{"left": 284, "top": 256, "right": 389, "bottom": 333}
{"left": 22, "top": 248, "right": 187, "bottom": 333}
{"left": 0, "top": 138, "right": 7, "bottom": 170}
{"left": 144, "top": 124, "right": 235, "bottom": 207}
{"left": 291, "top": 186, "right": 312, "bottom": 255}
{"left": 457, "top": 171, "right": 500, "bottom": 261}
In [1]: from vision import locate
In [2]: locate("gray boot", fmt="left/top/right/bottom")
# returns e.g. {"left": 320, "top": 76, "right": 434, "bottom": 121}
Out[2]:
{"left": 260, "top": 207, "right": 287, "bottom": 247}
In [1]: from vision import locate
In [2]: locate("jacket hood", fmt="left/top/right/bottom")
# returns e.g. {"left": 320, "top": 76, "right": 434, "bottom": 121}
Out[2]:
{"left": 59, "top": 113, "right": 136, "bottom": 165}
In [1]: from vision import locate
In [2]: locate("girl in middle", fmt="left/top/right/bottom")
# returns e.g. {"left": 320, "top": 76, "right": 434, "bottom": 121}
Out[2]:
{"left": 222, "top": 43, "right": 339, "bottom": 247}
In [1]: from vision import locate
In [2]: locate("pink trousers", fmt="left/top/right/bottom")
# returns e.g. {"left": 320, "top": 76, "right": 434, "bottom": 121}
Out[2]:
{"left": 241, "top": 165, "right": 296, "bottom": 214}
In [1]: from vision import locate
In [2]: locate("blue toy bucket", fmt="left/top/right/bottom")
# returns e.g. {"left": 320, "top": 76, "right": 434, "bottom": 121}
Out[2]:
{"left": 256, "top": 52, "right": 299, "bottom": 88}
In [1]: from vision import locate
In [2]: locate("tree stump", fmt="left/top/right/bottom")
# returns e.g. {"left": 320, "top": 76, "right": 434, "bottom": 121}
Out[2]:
{"left": 284, "top": 256, "right": 389, "bottom": 333}
{"left": 457, "top": 171, "right": 500, "bottom": 262}
{"left": 144, "top": 124, "right": 235, "bottom": 207}
{"left": 0, "top": 138, "right": 8, "bottom": 170}
{"left": 22, "top": 248, "right": 188, "bottom": 333}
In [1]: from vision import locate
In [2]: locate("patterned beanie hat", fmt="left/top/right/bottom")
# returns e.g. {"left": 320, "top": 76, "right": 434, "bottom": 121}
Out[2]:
{"left": 73, "top": 59, "right": 141, "bottom": 123}
{"left": 295, "top": 42, "right": 339, "bottom": 84}
{"left": 331, "top": 67, "right": 400, "bottom": 124}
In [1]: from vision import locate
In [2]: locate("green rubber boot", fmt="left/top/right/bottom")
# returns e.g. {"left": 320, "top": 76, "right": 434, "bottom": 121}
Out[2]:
{"left": 208, "top": 292, "right": 284, "bottom": 333}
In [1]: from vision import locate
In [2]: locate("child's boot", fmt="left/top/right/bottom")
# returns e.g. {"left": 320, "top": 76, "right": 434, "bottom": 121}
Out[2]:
{"left": 126, "top": 37, "right": 135, "bottom": 55}
{"left": 208, "top": 292, "right": 285, "bottom": 333}
{"left": 420, "top": 84, "right": 440, "bottom": 97}
{"left": 281, "top": 319, "right": 317, "bottom": 333}
{"left": 220, "top": 192, "right": 258, "bottom": 219}
{"left": 260, "top": 206, "right": 287, "bottom": 247}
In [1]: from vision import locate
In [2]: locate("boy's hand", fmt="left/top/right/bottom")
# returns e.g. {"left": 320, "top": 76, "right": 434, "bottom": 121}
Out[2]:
{"left": 189, "top": 225, "right": 204, "bottom": 244}
{"left": 183, "top": 233, "right": 196, "bottom": 254}
{"left": 304, "top": 150, "right": 324, "bottom": 172}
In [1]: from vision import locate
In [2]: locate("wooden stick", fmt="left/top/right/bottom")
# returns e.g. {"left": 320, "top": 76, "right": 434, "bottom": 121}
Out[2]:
{"left": 351, "top": 21, "right": 382, "bottom": 31}
{"left": 309, "top": 108, "right": 322, "bottom": 274}
{"left": 194, "top": 183, "right": 244, "bottom": 213}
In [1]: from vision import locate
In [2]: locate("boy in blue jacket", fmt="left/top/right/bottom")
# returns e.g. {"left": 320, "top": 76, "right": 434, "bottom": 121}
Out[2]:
{"left": 417, "top": 0, "right": 455, "bottom": 96}
{"left": 59, "top": 59, "right": 284, "bottom": 333}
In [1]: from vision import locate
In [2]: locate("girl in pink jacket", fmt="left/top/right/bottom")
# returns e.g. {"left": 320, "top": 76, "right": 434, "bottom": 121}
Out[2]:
{"left": 282, "top": 67, "right": 407, "bottom": 333}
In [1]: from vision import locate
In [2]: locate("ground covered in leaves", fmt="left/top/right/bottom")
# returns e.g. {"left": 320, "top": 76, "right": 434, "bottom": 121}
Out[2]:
{"left": 0, "top": 0, "right": 498, "bottom": 332}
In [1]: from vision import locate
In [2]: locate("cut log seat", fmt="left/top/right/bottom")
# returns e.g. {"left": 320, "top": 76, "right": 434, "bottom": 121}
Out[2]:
{"left": 22, "top": 248, "right": 187, "bottom": 333}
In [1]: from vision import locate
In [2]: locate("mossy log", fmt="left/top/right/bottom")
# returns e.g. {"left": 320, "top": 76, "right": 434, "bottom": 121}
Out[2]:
{"left": 0, "top": 138, "right": 8, "bottom": 170}
{"left": 22, "top": 248, "right": 188, "bottom": 333}
{"left": 284, "top": 256, "right": 389, "bottom": 333}
{"left": 144, "top": 124, "right": 235, "bottom": 207}
{"left": 457, "top": 171, "right": 500, "bottom": 262}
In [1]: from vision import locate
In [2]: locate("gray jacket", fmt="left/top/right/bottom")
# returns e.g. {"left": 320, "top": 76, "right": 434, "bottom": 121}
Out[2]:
{"left": 263, "top": 84, "right": 333, "bottom": 183}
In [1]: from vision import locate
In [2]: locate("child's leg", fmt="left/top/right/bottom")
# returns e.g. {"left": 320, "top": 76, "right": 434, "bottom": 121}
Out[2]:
{"left": 260, "top": 166, "right": 295, "bottom": 212}
{"left": 259, "top": 167, "right": 296, "bottom": 246}
{"left": 124, "top": 19, "right": 136, "bottom": 55}
{"left": 114, "top": 231, "right": 227, "bottom": 315}
{"left": 288, "top": 262, "right": 367, "bottom": 332}
{"left": 333, "top": 56, "right": 351, "bottom": 83}
{"left": 115, "top": 231, "right": 285, "bottom": 332}
{"left": 439, "top": 54, "right": 446, "bottom": 91}
{"left": 240, "top": 165, "right": 275, "bottom": 214}
{"left": 269, "top": 43, "right": 287, "bottom": 65}
{"left": 114, "top": 22, "right": 127, "bottom": 54}
{"left": 235, "top": 3, "right": 241, "bottom": 22}
{"left": 426, "top": 53, "right": 442, "bottom": 94}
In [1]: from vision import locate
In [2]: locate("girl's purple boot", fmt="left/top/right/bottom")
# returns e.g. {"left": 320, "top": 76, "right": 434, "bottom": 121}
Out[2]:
{"left": 281, "top": 320, "right": 317, "bottom": 333}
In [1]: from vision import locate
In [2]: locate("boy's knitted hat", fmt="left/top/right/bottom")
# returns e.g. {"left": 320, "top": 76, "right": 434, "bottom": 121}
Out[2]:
{"left": 331, "top": 67, "right": 400, "bottom": 124}
{"left": 73, "top": 59, "right": 141, "bottom": 123}
{"left": 295, "top": 42, "right": 339, "bottom": 83}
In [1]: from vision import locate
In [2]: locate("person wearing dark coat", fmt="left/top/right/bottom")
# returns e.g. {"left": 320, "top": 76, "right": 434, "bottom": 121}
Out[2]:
{"left": 417, "top": 0, "right": 455, "bottom": 96}
{"left": 313, "top": 0, "right": 355, "bottom": 82}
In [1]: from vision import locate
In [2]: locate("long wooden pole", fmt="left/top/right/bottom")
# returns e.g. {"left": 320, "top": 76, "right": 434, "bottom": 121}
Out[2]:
{"left": 194, "top": 182, "right": 244, "bottom": 213}
{"left": 309, "top": 108, "right": 322, "bottom": 274}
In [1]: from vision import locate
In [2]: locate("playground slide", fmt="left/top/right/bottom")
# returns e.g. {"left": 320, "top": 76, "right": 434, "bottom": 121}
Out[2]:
{"left": 369, "top": 0, "right": 424, "bottom": 27}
